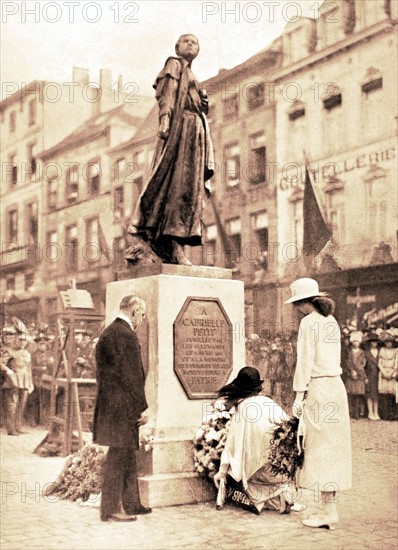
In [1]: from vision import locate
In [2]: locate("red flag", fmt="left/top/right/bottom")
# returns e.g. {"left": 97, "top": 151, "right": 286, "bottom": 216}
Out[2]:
{"left": 303, "top": 167, "right": 332, "bottom": 267}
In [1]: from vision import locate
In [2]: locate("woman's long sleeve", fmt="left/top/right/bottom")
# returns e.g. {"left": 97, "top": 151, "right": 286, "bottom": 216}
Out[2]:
{"left": 293, "top": 317, "right": 315, "bottom": 392}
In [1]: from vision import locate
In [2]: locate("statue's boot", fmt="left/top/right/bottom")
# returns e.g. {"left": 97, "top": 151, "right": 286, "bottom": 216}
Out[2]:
{"left": 171, "top": 241, "right": 192, "bottom": 266}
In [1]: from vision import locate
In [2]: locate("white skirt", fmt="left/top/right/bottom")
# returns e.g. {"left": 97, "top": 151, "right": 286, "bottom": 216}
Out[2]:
{"left": 298, "top": 376, "right": 352, "bottom": 492}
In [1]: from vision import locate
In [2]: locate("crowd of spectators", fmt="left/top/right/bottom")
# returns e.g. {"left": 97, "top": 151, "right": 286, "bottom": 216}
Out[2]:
{"left": 245, "top": 323, "right": 398, "bottom": 421}
{"left": 0, "top": 319, "right": 99, "bottom": 433}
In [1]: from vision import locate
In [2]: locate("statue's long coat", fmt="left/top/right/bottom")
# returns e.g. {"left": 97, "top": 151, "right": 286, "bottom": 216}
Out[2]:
{"left": 131, "top": 56, "right": 214, "bottom": 246}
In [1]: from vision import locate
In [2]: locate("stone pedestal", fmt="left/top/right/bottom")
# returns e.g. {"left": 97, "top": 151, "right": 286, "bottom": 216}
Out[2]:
{"left": 106, "top": 265, "right": 245, "bottom": 507}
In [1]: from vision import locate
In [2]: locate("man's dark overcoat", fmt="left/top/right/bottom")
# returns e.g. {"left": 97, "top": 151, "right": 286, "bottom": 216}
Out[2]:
{"left": 93, "top": 318, "right": 148, "bottom": 448}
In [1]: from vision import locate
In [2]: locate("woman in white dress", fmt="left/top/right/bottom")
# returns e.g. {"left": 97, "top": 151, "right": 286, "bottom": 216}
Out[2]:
{"left": 285, "top": 278, "right": 352, "bottom": 530}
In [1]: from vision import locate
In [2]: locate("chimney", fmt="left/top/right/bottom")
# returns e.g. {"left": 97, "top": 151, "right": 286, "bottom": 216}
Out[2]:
{"left": 72, "top": 67, "right": 89, "bottom": 86}
{"left": 99, "top": 69, "right": 115, "bottom": 113}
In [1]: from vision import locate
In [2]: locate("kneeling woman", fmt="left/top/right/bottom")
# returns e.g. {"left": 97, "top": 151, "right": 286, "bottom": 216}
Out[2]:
{"left": 213, "top": 367, "right": 304, "bottom": 515}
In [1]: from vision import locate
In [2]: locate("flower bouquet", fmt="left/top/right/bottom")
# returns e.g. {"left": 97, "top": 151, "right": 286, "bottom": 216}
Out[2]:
{"left": 193, "top": 398, "right": 236, "bottom": 479}
{"left": 268, "top": 416, "right": 304, "bottom": 481}
{"left": 44, "top": 430, "right": 156, "bottom": 502}
{"left": 44, "top": 443, "right": 105, "bottom": 502}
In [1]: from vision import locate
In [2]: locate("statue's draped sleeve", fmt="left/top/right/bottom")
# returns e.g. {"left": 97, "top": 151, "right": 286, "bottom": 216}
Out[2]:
{"left": 153, "top": 58, "right": 182, "bottom": 119}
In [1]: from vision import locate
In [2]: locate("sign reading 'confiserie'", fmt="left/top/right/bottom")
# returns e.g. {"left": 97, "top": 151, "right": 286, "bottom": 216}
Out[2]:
{"left": 174, "top": 297, "right": 233, "bottom": 399}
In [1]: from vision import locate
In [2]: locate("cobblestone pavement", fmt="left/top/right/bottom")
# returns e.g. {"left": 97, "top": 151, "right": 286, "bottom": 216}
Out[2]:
{"left": 1, "top": 419, "right": 397, "bottom": 550}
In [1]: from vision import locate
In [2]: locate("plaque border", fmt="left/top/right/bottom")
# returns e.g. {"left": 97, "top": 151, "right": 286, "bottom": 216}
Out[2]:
{"left": 173, "top": 296, "right": 233, "bottom": 399}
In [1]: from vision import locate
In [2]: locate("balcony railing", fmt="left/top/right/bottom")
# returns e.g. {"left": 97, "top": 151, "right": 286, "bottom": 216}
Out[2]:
{"left": 0, "top": 243, "right": 38, "bottom": 274}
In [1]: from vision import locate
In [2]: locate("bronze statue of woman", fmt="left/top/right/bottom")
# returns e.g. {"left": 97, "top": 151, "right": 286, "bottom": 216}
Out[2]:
{"left": 127, "top": 34, "right": 214, "bottom": 266}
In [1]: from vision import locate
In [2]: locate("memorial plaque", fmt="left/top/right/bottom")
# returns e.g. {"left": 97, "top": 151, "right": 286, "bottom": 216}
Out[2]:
{"left": 174, "top": 297, "right": 233, "bottom": 399}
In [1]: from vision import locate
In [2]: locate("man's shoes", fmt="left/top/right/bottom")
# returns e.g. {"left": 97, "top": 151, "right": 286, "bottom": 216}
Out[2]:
{"left": 7, "top": 431, "right": 19, "bottom": 436}
{"left": 16, "top": 429, "right": 28, "bottom": 434}
{"left": 101, "top": 513, "right": 137, "bottom": 522}
{"left": 130, "top": 506, "right": 152, "bottom": 515}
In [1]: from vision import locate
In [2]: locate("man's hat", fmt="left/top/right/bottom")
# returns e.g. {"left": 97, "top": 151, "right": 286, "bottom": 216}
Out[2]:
{"left": 284, "top": 278, "right": 328, "bottom": 304}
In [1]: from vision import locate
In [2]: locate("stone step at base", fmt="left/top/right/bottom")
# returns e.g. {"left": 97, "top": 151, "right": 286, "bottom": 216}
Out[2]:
{"left": 138, "top": 472, "right": 216, "bottom": 508}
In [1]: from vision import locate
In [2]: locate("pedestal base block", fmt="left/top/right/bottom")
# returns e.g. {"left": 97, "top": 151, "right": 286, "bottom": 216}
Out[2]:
{"left": 138, "top": 472, "right": 216, "bottom": 508}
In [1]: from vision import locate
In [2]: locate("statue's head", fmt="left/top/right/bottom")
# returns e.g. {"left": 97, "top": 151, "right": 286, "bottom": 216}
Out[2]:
{"left": 175, "top": 34, "right": 199, "bottom": 62}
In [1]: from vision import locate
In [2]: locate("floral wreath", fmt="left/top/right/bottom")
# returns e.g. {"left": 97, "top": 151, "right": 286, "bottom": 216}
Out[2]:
{"left": 193, "top": 398, "right": 303, "bottom": 482}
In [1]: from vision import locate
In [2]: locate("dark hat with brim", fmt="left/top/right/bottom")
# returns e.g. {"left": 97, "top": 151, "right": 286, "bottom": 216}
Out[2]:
{"left": 365, "top": 332, "right": 381, "bottom": 343}
{"left": 231, "top": 367, "right": 263, "bottom": 390}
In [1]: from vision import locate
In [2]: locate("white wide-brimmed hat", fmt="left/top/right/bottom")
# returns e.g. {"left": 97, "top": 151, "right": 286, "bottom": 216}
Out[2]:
{"left": 284, "top": 278, "right": 327, "bottom": 304}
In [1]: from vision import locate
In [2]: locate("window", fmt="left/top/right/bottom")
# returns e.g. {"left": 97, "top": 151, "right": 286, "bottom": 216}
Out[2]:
{"left": 10, "top": 111, "right": 16, "bottom": 133}
{"left": 133, "top": 150, "right": 145, "bottom": 172}
{"left": 361, "top": 73, "right": 384, "bottom": 141}
{"left": 292, "top": 202, "right": 303, "bottom": 246}
{"left": 226, "top": 217, "right": 241, "bottom": 264}
{"left": 65, "top": 225, "right": 79, "bottom": 272}
{"left": 46, "top": 231, "right": 59, "bottom": 262}
{"left": 288, "top": 105, "right": 306, "bottom": 162}
{"left": 6, "top": 277, "right": 16, "bottom": 291}
{"left": 47, "top": 178, "right": 58, "bottom": 211}
{"left": 326, "top": 192, "right": 345, "bottom": 243}
{"left": 202, "top": 224, "right": 218, "bottom": 266}
{"left": 27, "top": 143, "right": 37, "bottom": 180}
{"left": 323, "top": 94, "right": 345, "bottom": 155}
{"left": 66, "top": 164, "right": 79, "bottom": 203}
{"left": 26, "top": 202, "right": 38, "bottom": 245}
{"left": 113, "top": 237, "right": 126, "bottom": 268}
{"left": 247, "top": 83, "right": 265, "bottom": 111}
{"left": 320, "top": 3, "right": 341, "bottom": 47}
{"left": 251, "top": 211, "right": 269, "bottom": 268}
{"left": 224, "top": 143, "right": 240, "bottom": 188}
{"left": 87, "top": 160, "right": 101, "bottom": 195}
{"left": 133, "top": 176, "right": 144, "bottom": 193}
{"left": 28, "top": 99, "right": 36, "bottom": 126}
{"left": 248, "top": 133, "right": 266, "bottom": 184}
{"left": 85, "top": 218, "right": 100, "bottom": 262}
{"left": 114, "top": 186, "right": 124, "bottom": 219}
{"left": 222, "top": 94, "right": 239, "bottom": 120}
{"left": 24, "top": 273, "right": 34, "bottom": 291}
{"left": 365, "top": 179, "right": 388, "bottom": 241}
{"left": 113, "top": 157, "right": 125, "bottom": 183}
{"left": 7, "top": 209, "right": 18, "bottom": 242}
{"left": 8, "top": 153, "right": 17, "bottom": 187}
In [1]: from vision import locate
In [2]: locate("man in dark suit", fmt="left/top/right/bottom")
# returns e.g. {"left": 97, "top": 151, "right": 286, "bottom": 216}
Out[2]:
{"left": 93, "top": 295, "right": 152, "bottom": 522}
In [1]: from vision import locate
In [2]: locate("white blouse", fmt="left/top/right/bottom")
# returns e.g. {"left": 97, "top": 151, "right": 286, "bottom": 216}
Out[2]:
{"left": 293, "top": 311, "right": 342, "bottom": 392}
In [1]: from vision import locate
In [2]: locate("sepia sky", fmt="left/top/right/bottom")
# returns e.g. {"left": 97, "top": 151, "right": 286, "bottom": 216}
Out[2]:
{"left": 1, "top": 0, "right": 318, "bottom": 99}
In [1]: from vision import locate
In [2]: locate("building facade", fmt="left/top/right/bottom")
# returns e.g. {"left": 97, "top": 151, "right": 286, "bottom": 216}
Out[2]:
{"left": 271, "top": 0, "right": 398, "bottom": 330}
{"left": 0, "top": 68, "right": 97, "bottom": 325}
{"left": 0, "top": 69, "right": 153, "bottom": 326}
{"left": 1, "top": 0, "right": 396, "bottom": 335}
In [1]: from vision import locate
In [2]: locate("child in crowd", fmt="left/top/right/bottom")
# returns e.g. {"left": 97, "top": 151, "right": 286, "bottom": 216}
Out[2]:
{"left": 346, "top": 332, "right": 367, "bottom": 419}
{"left": 364, "top": 333, "right": 381, "bottom": 420}
{"left": 378, "top": 330, "right": 398, "bottom": 420}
